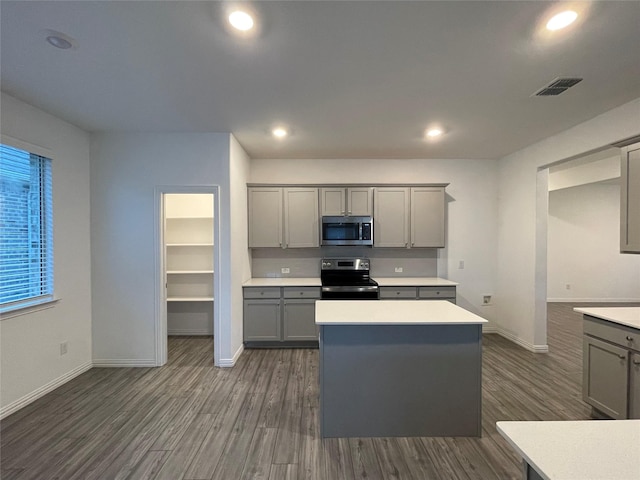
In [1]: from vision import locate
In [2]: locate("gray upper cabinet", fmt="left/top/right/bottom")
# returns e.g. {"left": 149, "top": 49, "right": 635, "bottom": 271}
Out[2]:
{"left": 248, "top": 187, "right": 283, "bottom": 248}
{"left": 621, "top": 142, "right": 640, "bottom": 253}
{"left": 248, "top": 187, "right": 319, "bottom": 248}
{"left": 374, "top": 187, "right": 410, "bottom": 247}
{"left": 284, "top": 187, "right": 319, "bottom": 248}
{"left": 411, "top": 187, "right": 445, "bottom": 248}
{"left": 320, "top": 187, "right": 373, "bottom": 216}
{"left": 374, "top": 186, "right": 445, "bottom": 248}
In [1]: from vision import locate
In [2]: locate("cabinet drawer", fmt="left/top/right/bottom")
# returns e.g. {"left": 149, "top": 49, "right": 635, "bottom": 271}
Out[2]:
{"left": 379, "top": 287, "right": 417, "bottom": 299}
{"left": 418, "top": 286, "right": 456, "bottom": 299}
{"left": 584, "top": 316, "right": 640, "bottom": 351}
{"left": 243, "top": 287, "right": 281, "bottom": 299}
{"left": 283, "top": 287, "right": 321, "bottom": 299}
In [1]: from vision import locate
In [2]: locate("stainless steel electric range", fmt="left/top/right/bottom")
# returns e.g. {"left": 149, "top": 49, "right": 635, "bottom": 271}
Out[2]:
{"left": 320, "top": 258, "right": 379, "bottom": 300}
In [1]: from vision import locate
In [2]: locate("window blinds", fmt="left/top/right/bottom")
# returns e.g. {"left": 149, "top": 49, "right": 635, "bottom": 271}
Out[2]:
{"left": 0, "top": 144, "right": 53, "bottom": 310}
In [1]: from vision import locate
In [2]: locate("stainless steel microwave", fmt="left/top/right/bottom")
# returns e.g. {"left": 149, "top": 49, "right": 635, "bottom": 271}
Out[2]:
{"left": 321, "top": 216, "right": 373, "bottom": 246}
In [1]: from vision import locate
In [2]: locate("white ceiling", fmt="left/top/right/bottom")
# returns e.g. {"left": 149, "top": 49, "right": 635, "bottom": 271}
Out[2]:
{"left": 1, "top": 1, "right": 639, "bottom": 159}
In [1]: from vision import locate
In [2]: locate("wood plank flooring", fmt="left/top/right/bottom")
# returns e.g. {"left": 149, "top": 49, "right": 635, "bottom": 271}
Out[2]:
{"left": 2, "top": 302, "right": 633, "bottom": 479}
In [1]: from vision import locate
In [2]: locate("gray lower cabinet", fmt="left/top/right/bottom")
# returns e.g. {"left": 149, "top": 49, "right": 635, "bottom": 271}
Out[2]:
{"left": 379, "top": 286, "right": 456, "bottom": 303}
{"left": 243, "top": 286, "right": 320, "bottom": 346}
{"left": 283, "top": 299, "right": 318, "bottom": 340}
{"left": 631, "top": 352, "right": 640, "bottom": 419}
{"left": 582, "top": 315, "right": 640, "bottom": 419}
{"left": 583, "top": 335, "right": 629, "bottom": 419}
{"left": 243, "top": 298, "right": 281, "bottom": 341}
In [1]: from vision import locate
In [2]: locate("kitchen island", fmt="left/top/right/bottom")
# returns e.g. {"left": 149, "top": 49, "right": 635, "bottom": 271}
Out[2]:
{"left": 497, "top": 420, "right": 640, "bottom": 480}
{"left": 316, "top": 300, "right": 488, "bottom": 438}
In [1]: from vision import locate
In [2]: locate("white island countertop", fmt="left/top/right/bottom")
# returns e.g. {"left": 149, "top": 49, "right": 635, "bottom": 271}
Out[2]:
{"left": 497, "top": 420, "right": 640, "bottom": 480}
{"left": 316, "top": 299, "right": 487, "bottom": 325}
{"left": 573, "top": 307, "right": 640, "bottom": 330}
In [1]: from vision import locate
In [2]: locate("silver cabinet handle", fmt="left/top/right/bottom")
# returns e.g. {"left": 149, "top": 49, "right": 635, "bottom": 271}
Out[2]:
{"left": 633, "top": 360, "right": 640, "bottom": 365}
{"left": 626, "top": 336, "right": 634, "bottom": 341}
{"left": 618, "top": 354, "right": 627, "bottom": 360}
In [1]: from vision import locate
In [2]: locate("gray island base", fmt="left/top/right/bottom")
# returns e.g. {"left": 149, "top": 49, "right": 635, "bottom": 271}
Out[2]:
{"left": 316, "top": 300, "right": 488, "bottom": 438}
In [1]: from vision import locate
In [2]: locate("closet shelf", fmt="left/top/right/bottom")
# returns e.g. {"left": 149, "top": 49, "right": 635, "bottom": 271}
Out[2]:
{"left": 166, "top": 243, "right": 213, "bottom": 247}
{"left": 167, "top": 297, "right": 214, "bottom": 302}
{"left": 167, "top": 270, "right": 214, "bottom": 274}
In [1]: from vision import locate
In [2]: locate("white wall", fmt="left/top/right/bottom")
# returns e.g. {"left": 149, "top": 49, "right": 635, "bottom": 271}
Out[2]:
{"left": 497, "top": 97, "right": 640, "bottom": 350}
{"left": 90, "top": 133, "right": 241, "bottom": 365}
{"left": 250, "top": 158, "right": 499, "bottom": 323}
{"left": 548, "top": 182, "right": 640, "bottom": 301}
{"left": 0, "top": 93, "right": 92, "bottom": 417}
{"left": 229, "top": 135, "right": 252, "bottom": 360}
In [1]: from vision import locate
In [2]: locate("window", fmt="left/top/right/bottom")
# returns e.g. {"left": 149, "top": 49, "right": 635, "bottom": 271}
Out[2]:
{"left": 0, "top": 143, "right": 53, "bottom": 312}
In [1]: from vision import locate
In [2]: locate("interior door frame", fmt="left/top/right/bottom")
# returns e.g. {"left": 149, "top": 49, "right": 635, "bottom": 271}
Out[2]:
{"left": 154, "top": 185, "right": 221, "bottom": 366}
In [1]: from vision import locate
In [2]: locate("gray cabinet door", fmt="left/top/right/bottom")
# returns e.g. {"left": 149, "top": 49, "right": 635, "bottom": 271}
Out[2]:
{"left": 248, "top": 188, "right": 282, "bottom": 248}
{"left": 621, "top": 142, "right": 640, "bottom": 253}
{"left": 283, "top": 299, "right": 318, "bottom": 341}
{"left": 583, "top": 335, "right": 629, "bottom": 419}
{"left": 347, "top": 187, "right": 374, "bottom": 216}
{"left": 374, "top": 187, "right": 410, "bottom": 247}
{"left": 320, "top": 188, "right": 346, "bottom": 216}
{"left": 284, "top": 188, "right": 319, "bottom": 248}
{"left": 243, "top": 299, "right": 281, "bottom": 341}
{"left": 630, "top": 351, "right": 640, "bottom": 419}
{"left": 411, "top": 187, "right": 445, "bottom": 247}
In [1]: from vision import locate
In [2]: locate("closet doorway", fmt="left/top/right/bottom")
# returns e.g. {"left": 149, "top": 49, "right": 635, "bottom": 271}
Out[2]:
{"left": 155, "top": 187, "right": 220, "bottom": 366}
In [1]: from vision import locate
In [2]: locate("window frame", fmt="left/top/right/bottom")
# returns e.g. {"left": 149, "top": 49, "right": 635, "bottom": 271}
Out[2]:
{"left": 0, "top": 135, "right": 57, "bottom": 317}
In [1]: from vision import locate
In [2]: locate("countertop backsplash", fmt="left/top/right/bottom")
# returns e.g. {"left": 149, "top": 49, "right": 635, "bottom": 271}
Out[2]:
{"left": 250, "top": 247, "right": 438, "bottom": 278}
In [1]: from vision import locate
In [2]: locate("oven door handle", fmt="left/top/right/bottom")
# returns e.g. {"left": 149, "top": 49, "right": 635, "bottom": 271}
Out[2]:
{"left": 321, "top": 286, "right": 379, "bottom": 293}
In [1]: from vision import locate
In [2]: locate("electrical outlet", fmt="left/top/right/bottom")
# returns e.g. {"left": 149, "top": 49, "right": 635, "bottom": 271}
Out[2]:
{"left": 458, "top": 260, "right": 465, "bottom": 269}
{"left": 281, "top": 267, "right": 290, "bottom": 274}
{"left": 394, "top": 267, "right": 403, "bottom": 273}
{"left": 566, "top": 284, "right": 571, "bottom": 290}
{"left": 482, "top": 295, "right": 492, "bottom": 306}
{"left": 60, "top": 341, "right": 68, "bottom": 356}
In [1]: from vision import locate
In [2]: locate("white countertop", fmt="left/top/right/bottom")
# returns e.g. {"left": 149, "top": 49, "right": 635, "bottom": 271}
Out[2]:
{"left": 243, "top": 277, "right": 455, "bottom": 287}
{"left": 243, "top": 277, "right": 321, "bottom": 287}
{"left": 374, "top": 277, "right": 458, "bottom": 287}
{"left": 316, "top": 300, "right": 487, "bottom": 325}
{"left": 497, "top": 420, "right": 640, "bottom": 480}
{"left": 573, "top": 307, "right": 640, "bottom": 330}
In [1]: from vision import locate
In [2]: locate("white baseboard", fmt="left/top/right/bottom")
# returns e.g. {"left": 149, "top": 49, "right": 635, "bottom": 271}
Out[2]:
{"left": 548, "top": 297, "right": 640, "bottom": 303}
{"left": 485, "top": 328, "right": 549, "bottom": 353}
{"left": 167, "top": 329, "right": 213, "bottom": 336}
{"left": 218, "top": 343, "right": 244, "bottom": 368}
{"left": 92, "top": 359, "right": 157, "bottom": 367}
{"left": 0, "top": 361, "right": 93, "bottom": 420}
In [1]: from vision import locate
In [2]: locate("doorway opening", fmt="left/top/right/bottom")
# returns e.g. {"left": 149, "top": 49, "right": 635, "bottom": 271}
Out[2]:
{"left": 155, "top": 187, "right": 220, "bottom": 366}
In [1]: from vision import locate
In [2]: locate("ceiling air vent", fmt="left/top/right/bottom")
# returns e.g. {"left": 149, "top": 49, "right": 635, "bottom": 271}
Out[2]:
{"left": 533, "top": 77, "right": 583, "bottom": 96}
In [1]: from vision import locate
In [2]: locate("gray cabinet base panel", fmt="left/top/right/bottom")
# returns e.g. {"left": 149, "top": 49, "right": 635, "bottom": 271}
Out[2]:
{"left": 319, "top": 324, "right": 482, "bottom": 438}
{"left": 244, "top": 340, "right": 318, "bottom": 349}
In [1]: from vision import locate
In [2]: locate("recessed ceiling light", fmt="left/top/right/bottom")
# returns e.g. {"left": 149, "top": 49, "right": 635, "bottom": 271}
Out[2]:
{"left": 546, "top": 10, "right": 578, "bottom": 31}
{"left": 228, "top": 10, "right": 254, "bottom": 31}
{"left": 43, "top": 30, "right": 76, "bottom": 49}
{"left": 272, "top": 127, "right": 288, "bottom": 138}
{"left": 426, "top": 128, "right": 443, "bottom": 138}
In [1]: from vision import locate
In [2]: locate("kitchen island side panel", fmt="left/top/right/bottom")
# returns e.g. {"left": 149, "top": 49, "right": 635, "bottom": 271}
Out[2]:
{"left": 319, "top": 323, "right": 482, "bottom": 438}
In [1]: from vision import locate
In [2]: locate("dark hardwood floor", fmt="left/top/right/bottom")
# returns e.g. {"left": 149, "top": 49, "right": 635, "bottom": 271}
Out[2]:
{"left": 1, "top": 303, "right": 630, "bottom": 479}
